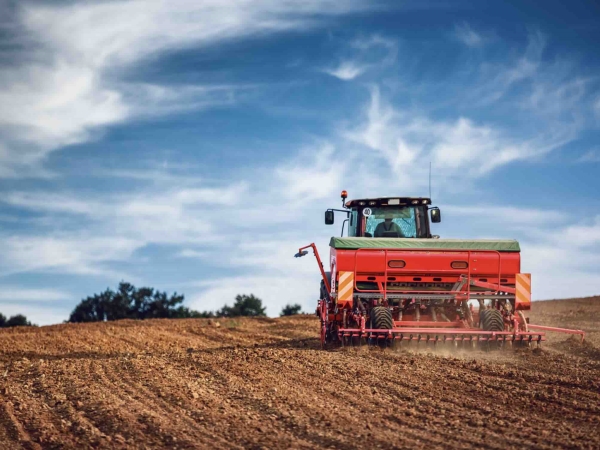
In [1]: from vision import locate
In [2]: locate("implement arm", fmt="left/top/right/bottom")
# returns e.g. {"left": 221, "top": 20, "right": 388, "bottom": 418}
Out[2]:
{"left": 295, "top": 243, "right": 331, "bottom": 293}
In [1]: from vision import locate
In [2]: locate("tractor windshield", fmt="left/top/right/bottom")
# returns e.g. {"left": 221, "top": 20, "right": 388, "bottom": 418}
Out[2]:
{"left": 364, "top": 207, "right": 418, "bottom": 238}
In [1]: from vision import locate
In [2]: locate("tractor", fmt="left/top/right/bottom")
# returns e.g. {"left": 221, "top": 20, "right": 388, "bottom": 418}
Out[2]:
{"left": 295, "top": 191, "right": 584, "bottom": 349}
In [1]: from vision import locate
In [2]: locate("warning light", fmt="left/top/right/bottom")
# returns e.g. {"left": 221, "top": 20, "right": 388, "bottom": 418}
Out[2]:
{"left": 341, "top": 190, "right": 348, "bottom": 199}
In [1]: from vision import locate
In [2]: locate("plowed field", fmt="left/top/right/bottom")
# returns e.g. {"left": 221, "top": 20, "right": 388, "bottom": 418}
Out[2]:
{"left": 1, "top": 297, "right": 599, "bottom": 449}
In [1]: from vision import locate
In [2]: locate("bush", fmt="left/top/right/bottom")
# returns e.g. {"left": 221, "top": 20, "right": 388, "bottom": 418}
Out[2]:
{"left": 280, "top": 304, "right": 302, "bottom": 316}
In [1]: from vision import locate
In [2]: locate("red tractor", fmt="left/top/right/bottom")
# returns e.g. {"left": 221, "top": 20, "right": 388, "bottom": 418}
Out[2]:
{"left": 296, "top": 191, "right": 584, "bottom": 349}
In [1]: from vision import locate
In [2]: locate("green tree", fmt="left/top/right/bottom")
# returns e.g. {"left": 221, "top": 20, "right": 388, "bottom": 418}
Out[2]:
{"left": 5, "top": 314, "right": 32, "bottom": 327}
{"left": 217, "top": 294, "right": 266, "bottom": 317}
{"left": 280, "top": 304, "right": 302, "bottom": 316}
{"left": 68, "top": 282, "right": 199, "bottom": 322}
{"left": 0, "top": 313, "right": 35, "bottom": 328}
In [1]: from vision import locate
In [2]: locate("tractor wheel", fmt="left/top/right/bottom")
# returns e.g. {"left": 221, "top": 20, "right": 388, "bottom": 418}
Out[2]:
{"left": 319, "top": 271, "right": 331, "bottom": 301}
{"left": 369, "top": 307, "right": 393, "bottom": 347}
{"left": 370, "top": 306, "right": 394, "bottom": 329}
{"left": 480, "top": 309, "right": 505, "bottom": 350}
{"left": 480, "top": 309, "right": 504, "bottom": 332}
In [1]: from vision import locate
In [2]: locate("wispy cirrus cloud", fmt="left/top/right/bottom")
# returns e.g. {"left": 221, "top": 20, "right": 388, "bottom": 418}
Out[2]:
{"left": 334, "top": 31, "right": 597, "bottom": 191}
{"left": 343, "top": 86, "right": 566, "bottom": 191}
{"left": 444, "top": 205, "right": 567, "bottom": 226}
{"left": 324, "top": 61, "right": 368, "bottom": 80}
{"left": 1, "top": 235, "right": 142, "bottom": 278}
{"left": 0, "top": 287, "right": 72, "bottom": 302}
{"left": 0, "top": 0, "right": 372, "bottom": 177}
{"left": 471, "top": 27, "right": 598, "bottom": 124}
{"left": 323, "top": 34, "right": 397, "bottom": 80}
{"left": 276, "top": 144, "right": 345, "bottom": 201}
{"left": 0, "top": 179, "right": 251, "bottom": 277}
{"left": 454, "top": 22, "right": 485, "bottom": 47}
{"left": 577, "top": 149, "right": 600, "bottom": 163}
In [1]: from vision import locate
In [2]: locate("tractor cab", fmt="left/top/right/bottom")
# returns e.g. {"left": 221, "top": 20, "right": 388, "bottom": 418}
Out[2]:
{"left": 325, "top": 191, "right": 441, "bottom": 238}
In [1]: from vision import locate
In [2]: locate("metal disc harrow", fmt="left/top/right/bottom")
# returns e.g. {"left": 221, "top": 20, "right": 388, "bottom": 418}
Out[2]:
{"left": 338, "top": 328, "right": 546, "bottom": 350}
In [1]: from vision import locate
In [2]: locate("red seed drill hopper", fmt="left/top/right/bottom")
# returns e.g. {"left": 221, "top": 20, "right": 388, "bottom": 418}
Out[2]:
{"left": 296, "top": 191, "right": 585, "bottom": 349}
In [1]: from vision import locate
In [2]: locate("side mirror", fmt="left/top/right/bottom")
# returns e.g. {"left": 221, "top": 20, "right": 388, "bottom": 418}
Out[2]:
{"left": 325, "top": 210, "right": 334, "bottom": 225}
{"left": 430, "top": 207, "right": 441, "bottom": 223}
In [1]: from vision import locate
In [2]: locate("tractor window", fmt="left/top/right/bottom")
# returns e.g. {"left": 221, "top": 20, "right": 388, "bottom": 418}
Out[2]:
{"left": 365, "top": 207, "right": 418, "bottom": 238}
{"left": 348, "top": 209, "right": 358, "bottom": 237}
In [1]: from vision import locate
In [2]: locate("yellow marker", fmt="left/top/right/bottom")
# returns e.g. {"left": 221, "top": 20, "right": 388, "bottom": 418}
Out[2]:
{"left": 516, "top": 273, "right": 531, "bottom": 310}
{"left": 337, "top": 271, "right": 354, "bottom": 302}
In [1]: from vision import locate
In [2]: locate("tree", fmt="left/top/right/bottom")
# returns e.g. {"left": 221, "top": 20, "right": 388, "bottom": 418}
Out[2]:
{"left": 0, "top": 313, "right": 35, "bottom": 328}
{"left": 280, "top": 304, "right": 302, "bottom": 316}
{"left": 217, "top": 294, "right": 266, "bottom": 317}
{"left": 68, "top": 281, "right": 200, "bottom": 323}
{"left": 6, "top": 314, "right": 32, "bottom": 327}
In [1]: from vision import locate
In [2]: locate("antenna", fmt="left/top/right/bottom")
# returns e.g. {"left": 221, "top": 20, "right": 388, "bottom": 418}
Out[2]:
{"left": 428, "top": 162, "right": 432, "bottom": 199}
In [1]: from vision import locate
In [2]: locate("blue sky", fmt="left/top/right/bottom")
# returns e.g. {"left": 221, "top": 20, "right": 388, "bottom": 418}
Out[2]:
{"left": 1, "top": 0, "right": 599, "bottom": 325}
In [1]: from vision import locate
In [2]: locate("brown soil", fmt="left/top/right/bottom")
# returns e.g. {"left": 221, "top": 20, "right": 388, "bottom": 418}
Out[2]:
{"left": 1, "top": 297, "right": 599, "bottom": 449}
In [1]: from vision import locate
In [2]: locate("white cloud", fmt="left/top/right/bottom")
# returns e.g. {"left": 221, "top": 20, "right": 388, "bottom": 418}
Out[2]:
{"left": 0, "top": 181, "right": 250, "bottom": 276}
{"left": 473, "top": 30, "right": 545, "bottom": 105}
{"left": 276, "top": 144, "right": 345, "bottom": 201}
{"left": 0, "top": 63, "right": 129, "bottom": 173}
{"left": 0, "top": 235, "right": 142, "bottom": 277}
{"left": 23, "top": 1, "right": 368, "bottom": 69}
{"left": 444, "top": 205, "right": 567, "bottom": 226}
{"left": 323, "top": 33, "right": 397, "bottom": 80}
{"left": 0, "top": 287, "right": 72, "bottom": 302}
{"left": 525, "top": 76, "right": 590, "bottom": 119}
{"left": 576, "top": 149, "right": 600, "bottom": 163}
{"left": 324, "top": 61, "right": 368, "bottom": 80}
{"left": 3, "top": 192, "right": 96, "bottom": 215}
{"left": 454, "top": 23, "right": 484, "bottom": 48}
{"left": 0, "top": 0, "right": 370, "bottom": 177}
{"left": 177, "top": 249, "right": 206, "bottom": 259}
{"left": 344, "top": 86, "right": 564, "bottom": 190}
{"left": 560, "top": 216, "right": 600, "bottom": 247}
{"left": 505, "top": 29, "right": 546, "bottom": 83}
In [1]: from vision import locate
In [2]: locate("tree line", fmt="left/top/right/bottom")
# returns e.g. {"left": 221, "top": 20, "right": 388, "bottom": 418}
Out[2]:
{"left": 68, "top": 282, "right": 304, "bottom": 322}
{"left": 1, "top": 282, "right": 304, "bottom": 327}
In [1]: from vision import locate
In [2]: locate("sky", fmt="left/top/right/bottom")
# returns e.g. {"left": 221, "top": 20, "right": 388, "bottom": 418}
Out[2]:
{"left": 1, "top": 0, "right": 599, "bottom": 325}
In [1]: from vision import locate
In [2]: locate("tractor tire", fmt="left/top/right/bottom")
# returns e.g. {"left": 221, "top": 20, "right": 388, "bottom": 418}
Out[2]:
{"left": 369, "top": 306, "right": 393, "bottom": 348}
{"left": 480, "top": 309, "right": 504, "bottom": 332}
{"left": 369, "top": 306, "right": 394, "bottom": 329}
{"left": 319, "top": 272, "right": 331, "bottom": 301}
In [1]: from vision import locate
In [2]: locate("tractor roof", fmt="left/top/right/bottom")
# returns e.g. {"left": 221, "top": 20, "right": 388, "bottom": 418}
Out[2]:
{"left": 345, "top": 197, "right": 432, "bottom": 207}
{"left": 330, "top": 237, "right": 520, "bottom": 252}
